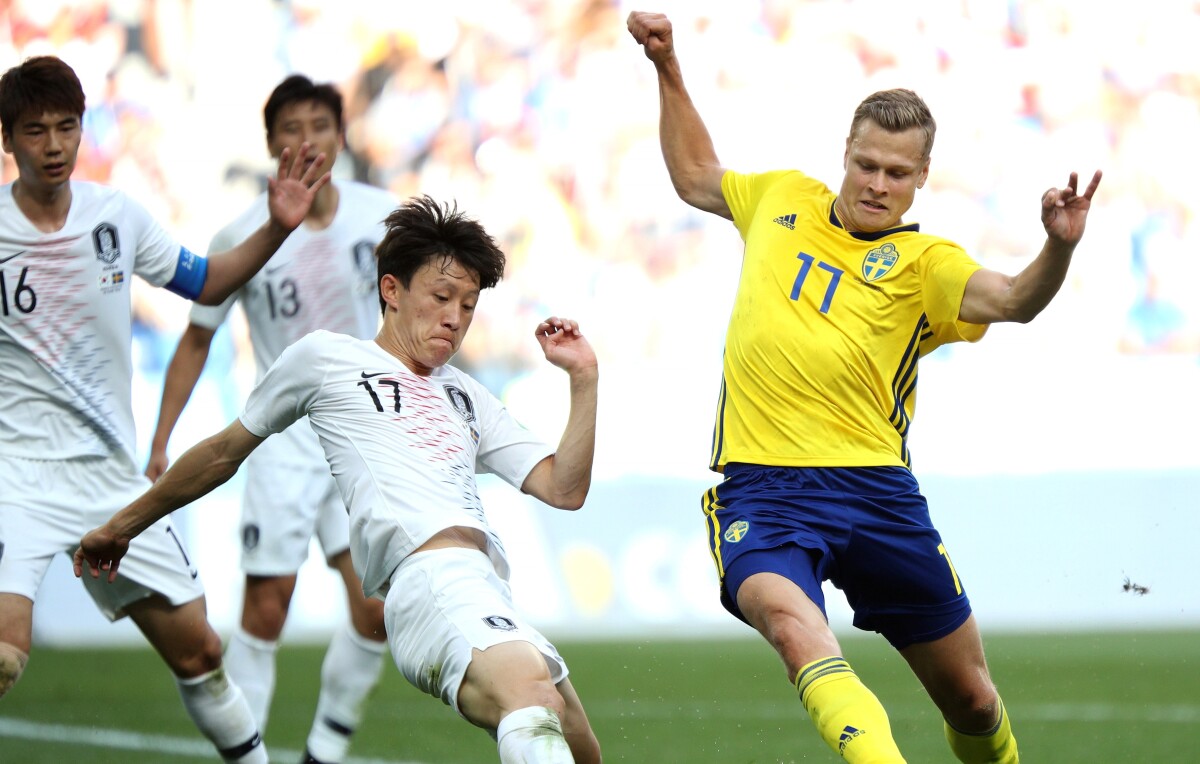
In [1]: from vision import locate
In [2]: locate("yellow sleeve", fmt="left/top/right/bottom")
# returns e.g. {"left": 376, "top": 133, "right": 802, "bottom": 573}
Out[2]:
{"left": 722, "top": 169, "right": 826, "bottom": 239}
{"left": 919, "top": 242, "right": 988, "bottom": 354}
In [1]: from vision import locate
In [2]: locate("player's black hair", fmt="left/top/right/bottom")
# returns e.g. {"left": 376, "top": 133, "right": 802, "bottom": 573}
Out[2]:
{"left": 0, "top": 56, "right": 86, "bottom": 137}
{"left": 263, "top": 74, "right": 344, "bottom": 139}
{"left": 375, "top": 195, "right": 506, "bottom": 316}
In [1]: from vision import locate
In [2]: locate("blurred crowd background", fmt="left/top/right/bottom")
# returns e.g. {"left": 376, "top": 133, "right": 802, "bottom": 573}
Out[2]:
{"left": 4, "top": 0, "right": 1199, "bottom": 477}
{"left": 7, "top": 0, "right": 1200, "bottom": 477}
{"left": 6, "top": 0, "right": 1199, "bottom": 642}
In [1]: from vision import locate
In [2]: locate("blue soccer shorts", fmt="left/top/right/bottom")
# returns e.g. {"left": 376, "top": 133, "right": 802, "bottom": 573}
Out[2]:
{"left": 702, "top": 463, "right": 972, "bottom": 649}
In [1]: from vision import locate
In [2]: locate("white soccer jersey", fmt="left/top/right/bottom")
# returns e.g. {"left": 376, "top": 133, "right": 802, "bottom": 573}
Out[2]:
{"left": 190, "top": 181, "right": 394, "bottom": 466}
{"left": 239, "top": 331, "right": 553, "bottom": 598}
{"left": 0, "top": 181, "right": 193, "bottom": 463}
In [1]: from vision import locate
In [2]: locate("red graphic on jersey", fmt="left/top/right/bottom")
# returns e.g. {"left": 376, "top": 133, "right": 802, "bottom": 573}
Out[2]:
{"left": 263, "top": 233, "right": 368, "bottom": 342}
{"left": 395, "top": 373, "right": 469, "bottom": 463}
{"left": 6, "top": 246, "right": 94, "bottom": 370}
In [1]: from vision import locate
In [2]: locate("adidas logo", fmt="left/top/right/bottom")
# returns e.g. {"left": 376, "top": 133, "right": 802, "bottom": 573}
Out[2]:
{"left": 773, "top": 213, "right": 797, "bottom": 229}
{"left": 838, "top": 725, "right": 865, "bottom": 752}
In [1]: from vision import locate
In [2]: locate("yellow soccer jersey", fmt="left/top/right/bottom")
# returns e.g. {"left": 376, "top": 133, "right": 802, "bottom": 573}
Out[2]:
{"left": 711, "top": 169, "right": 986, "bottom": 470}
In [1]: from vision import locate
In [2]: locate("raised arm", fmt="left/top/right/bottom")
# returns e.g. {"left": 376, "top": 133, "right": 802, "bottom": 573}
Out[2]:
{"left": 74, "top": 420, "right": 264, "bottom": 582}
{"left": 627, "top": 11, "right": 731, "bottom": 219}
{"left": 959, "top": 170, "right": 1102, "bottom": 324}
{"left": 194, "top": 144, "right": 330, "bottom": 305}
{"left": 520, "top": 317, "right": 599, "bottom": 511}
{"left": 145, "top": 323, "right": 219, "bottom": 481}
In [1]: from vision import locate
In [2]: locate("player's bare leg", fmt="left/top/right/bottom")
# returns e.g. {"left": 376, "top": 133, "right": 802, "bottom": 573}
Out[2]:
{"left": 737, "top": 572, "right": 906, "bottom": 763}
{"left": 458, "top": 640, "right": 597, "bottom": 763}
{"left": 337, "top": 550, "right": 385, "bottom": 641}
{"left": 555, "top": 676, "right": 602, "bottom": 764}
{"left": 900, "top": 615, "right": 1018, "bottom": 763}
{"left": 0, "top": 593, "right": 33, "bottom": 697}
{"left": 129, "top": 594, "right": 267, "bottom": 763}
{"left": 302, "top": 551, "right": 387, "bottom": 764}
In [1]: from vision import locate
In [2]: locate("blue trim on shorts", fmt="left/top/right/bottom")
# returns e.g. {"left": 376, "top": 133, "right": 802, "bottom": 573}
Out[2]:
{"left": 705, "top": 463, "right": 972, "bottom": 649}
{"left": 165, "top": 246, "right": 207, "bottom": 300}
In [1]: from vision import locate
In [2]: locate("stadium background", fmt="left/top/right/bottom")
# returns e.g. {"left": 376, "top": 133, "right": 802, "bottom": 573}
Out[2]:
{"left": 4, "top": 0, "right": 1198, "bottom": 649}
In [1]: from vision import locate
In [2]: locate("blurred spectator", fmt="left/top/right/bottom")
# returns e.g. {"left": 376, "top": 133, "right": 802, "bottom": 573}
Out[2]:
{"left": 6, "top": 0, "right": 1200, "bottom": 480}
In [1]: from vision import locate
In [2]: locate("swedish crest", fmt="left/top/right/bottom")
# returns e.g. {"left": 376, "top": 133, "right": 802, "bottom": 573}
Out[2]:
{"left": 723, "top": 520, "right": 750, "bottom": 543}
{"left": 862, "top": 242, "right": 899, "bottom": 282}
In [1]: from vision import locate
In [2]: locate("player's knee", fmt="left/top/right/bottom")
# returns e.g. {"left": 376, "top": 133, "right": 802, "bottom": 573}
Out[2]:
{"left": 942, "top": 683, "right": 1001, "bottom": 733}
{"left": 169, "top": 626, "right": 225, "bottom": 679}
{"left": 241, "top": 575, "right": 296, "bottom": 637}
{"left": 0, "top": 642, "right": 30, "bottom": 697}
{"left": 469, "top": 677, "right": 566, "bottom": 731}
{"left": 759, "top": 618, "right": 838, "bottom": 679}
{"left": 541, "top": 689, "right": 566, "bottom": 719}
{"left": 351, "top": 596, "right": 386, "bottom": 640}
{"left": 240, "top": 598, "right": 290, "bottom": 639}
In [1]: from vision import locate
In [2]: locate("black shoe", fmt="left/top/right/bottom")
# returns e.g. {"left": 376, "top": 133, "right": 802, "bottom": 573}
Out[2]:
{"left": 300, "top": 749, "right": 333, "bottom": 764}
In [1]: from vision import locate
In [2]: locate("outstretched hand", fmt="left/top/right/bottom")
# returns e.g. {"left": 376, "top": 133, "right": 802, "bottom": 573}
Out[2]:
{"left": 627, "top": 11, "right": 675, "bottom": 64}
{"left": 267, "top": 142, "right": 331, "bottom": 232}
{"left": 1041, "top": 170, "right": 1102, "bottom": 246}
{"left": 72, "top": 526, "right": 130, "bottom": 584}
{"left": 535, "top": 317, "right": 597, "bottom": 376}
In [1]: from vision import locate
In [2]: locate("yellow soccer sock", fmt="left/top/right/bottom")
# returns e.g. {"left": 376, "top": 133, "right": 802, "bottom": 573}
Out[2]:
{"left": 944, "top": 697, "right": 1018, "bottom": 763}
{"left": 795, "top": 657, "right": 907, "bottom": 763}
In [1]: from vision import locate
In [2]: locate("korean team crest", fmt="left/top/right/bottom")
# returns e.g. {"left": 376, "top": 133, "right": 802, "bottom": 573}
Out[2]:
{"left": 483, "top": 615, "right": 518, "bottom": 631}
{"left": 92, "top": 223, "right": 121, "bottom": 265}
{"left": 443, "top": 385, "right": 477, "bottom": 424}
{"left": 242, "top": 523, "right": 261, "bottom": 551}
{"left": 862, "top": 242, "right": 899, "bottom": 282}
{"left": 352, "top": 239, "right": 377, "bottom": 279}
{"left": 723, "top": 520, "right": 750, "bottom": 543}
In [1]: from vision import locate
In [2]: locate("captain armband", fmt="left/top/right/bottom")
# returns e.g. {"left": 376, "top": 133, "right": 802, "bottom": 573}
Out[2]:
{"left": 165, "top": 246, "right": 208, "bottom": 300}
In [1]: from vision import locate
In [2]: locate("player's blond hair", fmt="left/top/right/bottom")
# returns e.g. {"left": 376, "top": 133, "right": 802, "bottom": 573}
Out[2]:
{"left": 850, "top": 89, "right": 936, "bottom": 159}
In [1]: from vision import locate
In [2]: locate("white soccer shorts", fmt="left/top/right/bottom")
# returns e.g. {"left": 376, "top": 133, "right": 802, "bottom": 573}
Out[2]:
{"left": 0, "top": 455, "right": 205, "bottom": 620}
{"left": 239, "top": 454, "right": 351, "bottom": 576}
{"left": 383, "top": 547, "right": 568, "bottom": 716}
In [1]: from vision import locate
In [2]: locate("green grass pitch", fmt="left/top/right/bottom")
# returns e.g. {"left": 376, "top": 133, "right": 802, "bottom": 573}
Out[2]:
{"left": 2, "top": 630, "right": 1196, "bottom": 762}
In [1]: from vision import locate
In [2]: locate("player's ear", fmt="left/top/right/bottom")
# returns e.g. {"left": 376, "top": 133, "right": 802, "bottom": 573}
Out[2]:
{"left": 917, "top": 159, "right": 930, "bottom": 189}
{"left": 379, "top": 273, "right": 401, "bottom": 311}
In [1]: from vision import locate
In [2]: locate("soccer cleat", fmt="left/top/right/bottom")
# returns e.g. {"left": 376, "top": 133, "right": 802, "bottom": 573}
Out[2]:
{"left": 300, "top": 749, "right": 333, "bottom": 764}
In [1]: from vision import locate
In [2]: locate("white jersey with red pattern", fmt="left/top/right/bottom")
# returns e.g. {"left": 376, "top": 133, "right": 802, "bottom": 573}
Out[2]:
{"left": 0, "top": 181, "right": 194, "bottom": 463}
{"left": 238, "top": 330, "right": 553, "bottom": 598}
{"left": 189, "top": 181, "right": 393, "bottom": 467}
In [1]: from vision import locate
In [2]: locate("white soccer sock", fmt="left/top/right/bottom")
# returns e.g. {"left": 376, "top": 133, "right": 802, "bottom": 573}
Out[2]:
{"left": 222, "top": 626, "right": 279, "bottom": 731}
{"left": 176, "top": 668, "right": 268, "bottom": 764}
{"left": 304, "top": 622, "right": 388, "bottom": 763}
{"left": 496, "top": 706, "right": 574, "bottom": 764}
